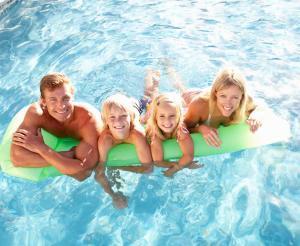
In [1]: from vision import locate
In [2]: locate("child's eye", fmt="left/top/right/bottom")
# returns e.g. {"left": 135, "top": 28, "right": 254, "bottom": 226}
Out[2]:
{"left": 159, "top": 115, "right": 165, "bottom": 118}
{"left": 170, "top": 115, "right": 176, "bottom": 118}
{"left": 109, "top": 116, "right": 115, "bottom": 120}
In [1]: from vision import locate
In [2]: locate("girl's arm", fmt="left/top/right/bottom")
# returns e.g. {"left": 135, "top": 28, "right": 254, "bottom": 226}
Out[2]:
{"left": 150, "top": 135, "right": 175, "bottom": 168}
{"left": 163, "top": 131, "right": 201, "bottom": 177}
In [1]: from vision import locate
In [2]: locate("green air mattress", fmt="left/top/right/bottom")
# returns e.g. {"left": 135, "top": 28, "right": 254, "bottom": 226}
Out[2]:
{"left": 0, "top": 107, "right": 291, "bottom": 182}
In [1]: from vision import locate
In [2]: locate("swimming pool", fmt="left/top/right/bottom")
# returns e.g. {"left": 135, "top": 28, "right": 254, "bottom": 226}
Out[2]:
{"left": 0, "top": 0, "right": 299, "bottom": 245}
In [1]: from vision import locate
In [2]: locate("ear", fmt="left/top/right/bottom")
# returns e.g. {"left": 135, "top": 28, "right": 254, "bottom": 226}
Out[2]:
{"left": 40, "top": 97, "right": 47, "bottom": 108}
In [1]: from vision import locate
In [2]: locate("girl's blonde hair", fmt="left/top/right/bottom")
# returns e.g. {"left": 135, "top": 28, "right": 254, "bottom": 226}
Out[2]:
{"left": 101, "top": 93, "right": 140, "bottom": 130}
{"left": 208, "top": 67, "right": 249, "bottom": 124}
{"left": 146, "top": 93, "right": 184, "bottom": 140}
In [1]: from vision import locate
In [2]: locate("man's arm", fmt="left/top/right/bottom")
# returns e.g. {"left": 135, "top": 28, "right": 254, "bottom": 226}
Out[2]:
{"left": 12, "top": 127, "right": 96, "bottom": 175}
{"left": 11, "top": 105, "right": 50, "bottom": 167}
{"left": 11, "top": 106, "right": 99, "bottom": 175}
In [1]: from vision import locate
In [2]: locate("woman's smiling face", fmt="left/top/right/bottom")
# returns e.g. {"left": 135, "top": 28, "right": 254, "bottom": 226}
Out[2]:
{"left": 215, "top": 85, "right": 243, "bottom": 117}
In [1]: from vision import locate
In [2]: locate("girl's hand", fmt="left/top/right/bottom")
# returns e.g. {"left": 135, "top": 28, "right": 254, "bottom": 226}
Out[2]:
{"left": 186, "top": 161, "right": 203, "bottom": 169}
{"left": 198, "top": 125, "right": 221, "bottom": 148}
{"left": 246, "top": 118, "right": 262, "bottom": 132}
{"left": 163, "top": 163, "right": 183, "bottom": 177}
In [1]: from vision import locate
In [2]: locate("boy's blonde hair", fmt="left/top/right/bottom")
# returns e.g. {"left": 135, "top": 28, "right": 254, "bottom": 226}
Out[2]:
{"left": 101, "top": 93, "right": 140, "bottom": 130}
{"left": 208, "top": 67, "right": 249, "bottom": 124}
{"left": 146, "top": 93, "right": 184, "bottom": 140}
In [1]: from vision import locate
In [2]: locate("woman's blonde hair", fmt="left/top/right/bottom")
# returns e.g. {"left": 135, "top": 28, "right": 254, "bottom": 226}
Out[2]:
{"left": 208, "top": 67, "right": 249, "bottom": 124}
{"left": 101, "top": 93, "right": 140, "bottom": 130}
{"left": 146, "top": 93, "right": 184, "bottom": 140}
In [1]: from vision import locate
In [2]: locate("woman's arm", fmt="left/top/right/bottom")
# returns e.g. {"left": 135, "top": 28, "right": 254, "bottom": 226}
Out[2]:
{"left": 184, "top": 98, "right": 221, "bottom": 148}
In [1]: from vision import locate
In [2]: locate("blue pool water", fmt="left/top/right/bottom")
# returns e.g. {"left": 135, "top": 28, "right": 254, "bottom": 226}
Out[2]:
{"left": 0, "top": 0, "right": 300, "bottom": 245}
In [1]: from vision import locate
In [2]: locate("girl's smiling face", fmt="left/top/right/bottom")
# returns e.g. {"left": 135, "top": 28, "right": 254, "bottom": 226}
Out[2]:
{"left": 156, "top": 102, "right": 178, "bottom": 134}
{"left": 215, "top": 85, "right": 243, "bottom": 117}
{"left": 107, "top": 105, "right": 131, "bottom": 140}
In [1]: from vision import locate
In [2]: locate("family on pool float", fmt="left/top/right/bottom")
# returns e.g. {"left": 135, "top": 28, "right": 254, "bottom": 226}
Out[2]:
{"left": 10, "top": 64, "right": 262, "bottom": 209}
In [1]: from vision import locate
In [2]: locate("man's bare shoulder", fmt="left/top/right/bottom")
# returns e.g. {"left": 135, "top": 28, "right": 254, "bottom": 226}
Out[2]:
{"left": 73, "top": 102, "right": 102, "bottom": 134}
{"left": 26, "top": 102, "right": 44, "bottom": 116}
{"left": 74, "top": 102, "right": 101, "bottom": 119}
{"left": 20, "top": 103, "right": 45, "bottom": 129}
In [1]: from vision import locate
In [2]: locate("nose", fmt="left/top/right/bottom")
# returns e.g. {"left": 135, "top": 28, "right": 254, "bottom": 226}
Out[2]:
{"left": 57, "top": 100, "right": 66, "bottom": 109}
{"left": 164, "top": 118, "right": 172, "bottom": 126}
{"left": 224, "top": 97, "right": 233, "bottom": 105}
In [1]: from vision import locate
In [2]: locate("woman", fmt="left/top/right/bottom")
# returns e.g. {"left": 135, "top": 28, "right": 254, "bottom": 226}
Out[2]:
{"left": 168, "top": 66, "right": 261, "bottom": 148}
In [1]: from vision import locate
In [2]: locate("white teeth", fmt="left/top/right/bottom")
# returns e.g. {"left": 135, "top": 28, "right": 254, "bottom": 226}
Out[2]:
{"left": 223, "top": 106, "right": 232, "bottom": 111}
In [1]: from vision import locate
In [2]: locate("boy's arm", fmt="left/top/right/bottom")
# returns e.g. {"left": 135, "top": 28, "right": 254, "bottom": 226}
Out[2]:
{"left": 95, "top": 132, "right": 127, "bottom": 209}
{"left": 115, "top": 129, "right": 153, "bottom": 174}
{"left": 132, "top": 130, "right": 152, "bottom": 165}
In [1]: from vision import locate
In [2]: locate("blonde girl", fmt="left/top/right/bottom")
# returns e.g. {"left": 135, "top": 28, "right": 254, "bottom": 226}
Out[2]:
{"left": 95, "top": 93, "right": 153, "bottom": 209}
{"left": 146, "top": 92, "right": 200, "bottom": 177}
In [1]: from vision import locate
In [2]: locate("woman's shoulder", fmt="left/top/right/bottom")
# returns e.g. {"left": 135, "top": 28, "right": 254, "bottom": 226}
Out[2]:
{"left": 190, "top": 94, "right": 208, "bottom": 107}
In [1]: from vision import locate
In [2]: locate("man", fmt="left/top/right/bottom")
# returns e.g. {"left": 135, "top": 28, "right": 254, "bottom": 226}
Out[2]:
{"left": 11, "top": 72, "right": 127, "bottom": 208}
{"left": 10, "top": 72, "right": 102, "bottom": 180}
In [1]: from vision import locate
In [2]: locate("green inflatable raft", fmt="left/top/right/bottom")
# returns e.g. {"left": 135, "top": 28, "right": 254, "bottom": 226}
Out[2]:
{"left": 0, "top": 107, "right": 291, "bottom": 182}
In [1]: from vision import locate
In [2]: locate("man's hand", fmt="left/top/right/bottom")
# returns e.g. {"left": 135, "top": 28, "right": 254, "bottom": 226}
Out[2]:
{"left": 12, "top": 128, "right": 45, "bottom": 153}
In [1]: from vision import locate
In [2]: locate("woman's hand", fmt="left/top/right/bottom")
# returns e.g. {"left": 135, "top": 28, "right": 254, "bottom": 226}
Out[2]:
{"left": 198, "top": 125, "right": 221, "bottom": 148}
{"left": 246, "top": 118, "right": 262, "bottom": 132}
